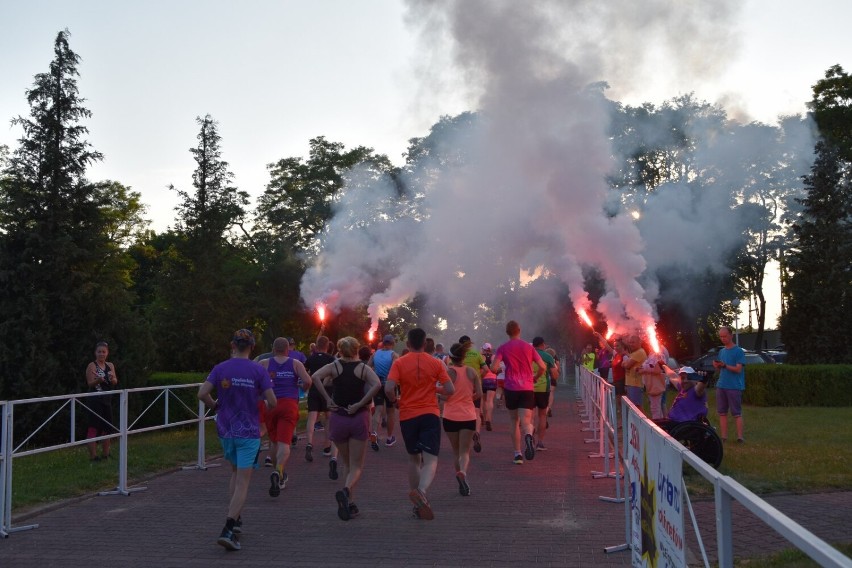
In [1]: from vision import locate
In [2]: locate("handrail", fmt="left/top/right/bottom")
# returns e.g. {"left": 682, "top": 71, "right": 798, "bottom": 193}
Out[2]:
{"left": 1, "top": 384, "right": 213, "bottom": 536}
{"left": 606, "top": 397, "right": 851, "bottom": 568}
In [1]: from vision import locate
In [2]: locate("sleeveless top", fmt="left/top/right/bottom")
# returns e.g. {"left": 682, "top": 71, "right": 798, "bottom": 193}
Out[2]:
{"left": 443, "top": 364, "right": 476, "bottom": 422}
{"left": 267, "top": 357, "right": 299, "bottom": 400}
{"left": 90, "top": 362, "right": 113, "bottom": 392}
{"left": 332, "top": 361, "right": 367, "bottom": 412}
{"left": 372, "top": 349, "right": 394, "bottom": 380}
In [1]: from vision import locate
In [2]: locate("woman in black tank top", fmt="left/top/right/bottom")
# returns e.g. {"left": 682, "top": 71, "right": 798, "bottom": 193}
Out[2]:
{"left": 311, "top": 337, "right": 382, "bottom": 521}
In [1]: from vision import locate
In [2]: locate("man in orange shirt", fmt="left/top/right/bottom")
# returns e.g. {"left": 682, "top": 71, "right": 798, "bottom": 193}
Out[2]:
{"left": 386, "top": 328, "right": 455, "bottom": 520}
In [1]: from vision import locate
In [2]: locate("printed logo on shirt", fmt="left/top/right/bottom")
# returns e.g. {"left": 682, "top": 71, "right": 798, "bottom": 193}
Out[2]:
{"left": 220, "top": 378, "right": 232, "bottom": 389}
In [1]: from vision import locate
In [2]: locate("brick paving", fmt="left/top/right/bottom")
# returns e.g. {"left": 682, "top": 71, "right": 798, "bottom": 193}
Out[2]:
{"left": 2, "top": 382, "right": 850, "bottom": 567}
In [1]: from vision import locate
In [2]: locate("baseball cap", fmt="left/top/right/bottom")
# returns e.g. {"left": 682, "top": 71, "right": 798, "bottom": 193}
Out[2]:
{"left": 482, "top": 342, "right": 492, "bottom": 350}
{"left": 382, "top": 334, "right": 395, "bottom": 344}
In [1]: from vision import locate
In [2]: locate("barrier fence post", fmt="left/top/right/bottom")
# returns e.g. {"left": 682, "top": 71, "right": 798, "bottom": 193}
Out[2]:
{"left": 715, "top": 479, "right": 734, "bottom": 568}
{"left": 99, "top": 390, "right": 146, "bottom": 497}
{"left": 1, "top": 402, "right": 8, "bottom": 538}
{"left": 5, "top": 403, "right": 38, "bottom": 534}
{"left": 183, "top": 399, "right": 219, "bottom": 471}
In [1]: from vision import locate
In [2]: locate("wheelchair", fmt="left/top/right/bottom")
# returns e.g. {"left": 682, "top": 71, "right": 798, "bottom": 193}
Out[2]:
{"left": 655, "top": 416, "right": 724, "bottom": 469}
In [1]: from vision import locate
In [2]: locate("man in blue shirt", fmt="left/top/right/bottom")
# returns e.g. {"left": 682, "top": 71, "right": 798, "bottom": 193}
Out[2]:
{"left": 712, "top": 326, "right": 746, "bottom": 443}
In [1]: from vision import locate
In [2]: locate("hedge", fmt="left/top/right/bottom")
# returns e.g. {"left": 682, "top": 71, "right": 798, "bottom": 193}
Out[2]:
{"left": 742, "top": 365, "right": 852, "bottom": 407}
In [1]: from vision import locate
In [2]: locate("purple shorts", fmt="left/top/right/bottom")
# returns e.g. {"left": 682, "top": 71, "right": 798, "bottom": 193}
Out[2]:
{"left": 716, "top": 388, "right": 743, "bottom": 417}
{"left": 328, "top": 409, "right": 370, "bottom": 443}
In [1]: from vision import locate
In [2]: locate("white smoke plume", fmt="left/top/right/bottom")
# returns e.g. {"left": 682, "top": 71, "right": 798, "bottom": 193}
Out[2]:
{"left": 301, "top": 0, "right": 813, "bottom": 345}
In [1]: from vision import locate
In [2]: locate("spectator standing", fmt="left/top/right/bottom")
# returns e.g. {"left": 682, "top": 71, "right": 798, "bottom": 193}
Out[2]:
{"left": 713, "top": 326, "right": 747, "bottom": 442}
{"left": 84, "top": 341, "right": 118, "bottom": 461}
{"left": 622, "top": 335, "right": 647, "bottom": 409}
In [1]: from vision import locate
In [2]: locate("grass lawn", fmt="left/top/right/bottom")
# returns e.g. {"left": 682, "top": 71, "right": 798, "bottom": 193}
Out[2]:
{"left": 10, "top": 401, "right": 309, "bottom": 513}
{"left": 680, "top": 390, "right": 852, "bottom": 497}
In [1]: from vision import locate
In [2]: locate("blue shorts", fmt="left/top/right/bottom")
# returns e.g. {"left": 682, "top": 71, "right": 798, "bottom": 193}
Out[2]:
{"left": 716, "top": 388, "right": 743, "bottom": 417}
{"left": 221, "top": 437, "right": 261, "bottom": 469}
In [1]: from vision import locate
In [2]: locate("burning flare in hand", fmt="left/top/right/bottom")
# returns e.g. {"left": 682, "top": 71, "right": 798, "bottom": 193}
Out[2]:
{"left": 578, "top": 308, "right": 594, "bottom": 328}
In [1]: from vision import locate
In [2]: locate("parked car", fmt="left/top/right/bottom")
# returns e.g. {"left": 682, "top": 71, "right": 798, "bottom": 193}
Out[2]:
{"left": 767, "top": 350, "right": 787, "bottom": 363}
{"left": 686, "top": 349, "right": 776, "bottom": 385}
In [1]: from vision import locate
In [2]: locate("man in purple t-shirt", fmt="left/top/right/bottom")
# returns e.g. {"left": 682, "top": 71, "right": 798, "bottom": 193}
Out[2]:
{"left": 198, "top": 329, "right": 275, "bottom": 552}
{"left": 490, "top": 320, "right": 545, "bottom": 465}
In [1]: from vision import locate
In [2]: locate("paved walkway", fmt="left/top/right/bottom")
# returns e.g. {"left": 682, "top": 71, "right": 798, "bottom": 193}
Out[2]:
{"left": 2, "top": 383, "right": 850, "bottom": 567}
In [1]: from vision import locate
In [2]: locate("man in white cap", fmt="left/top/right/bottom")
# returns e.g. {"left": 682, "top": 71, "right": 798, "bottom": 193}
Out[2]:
{"left": 663, "top": 366, "right": 709, "bottom": 423}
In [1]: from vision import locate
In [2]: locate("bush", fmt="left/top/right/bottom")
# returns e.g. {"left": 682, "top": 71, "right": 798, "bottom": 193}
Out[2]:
{"left": 124, "top": 372, "right": 208, "bottom": 429}
{"left": 743, "top": 365, "right": 852, "bottom": 406}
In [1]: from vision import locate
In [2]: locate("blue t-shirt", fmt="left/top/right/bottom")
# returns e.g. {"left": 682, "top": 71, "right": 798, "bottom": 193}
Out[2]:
{"left": 206, "top": 358, "right": 272, "bottom": 439}
{"left": 716, "top": 346, "right": 746, "bottom": 391}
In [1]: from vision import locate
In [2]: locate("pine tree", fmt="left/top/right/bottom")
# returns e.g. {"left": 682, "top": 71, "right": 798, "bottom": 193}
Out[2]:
{"left": 0, "top": 30, "right": 150, "bottom": 402}
{"left": 781, "top": 142, "right": 852, "bottom": 363}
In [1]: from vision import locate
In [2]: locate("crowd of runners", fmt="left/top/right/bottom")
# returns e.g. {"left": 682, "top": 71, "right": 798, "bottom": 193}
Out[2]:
{"left": 198, "top": 320, "right": 562, "bottom": 551}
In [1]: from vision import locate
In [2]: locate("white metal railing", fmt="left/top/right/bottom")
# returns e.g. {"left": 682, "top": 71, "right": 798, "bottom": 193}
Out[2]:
{"left": 604, "top": 397, "right": 852, "bottom": 568}
{"left": 576, "top": 366, "right": 622, "bottom": 504}
{"left": 1, "top": 400, "right": 8, "bottom": 538}
{"left": 1, "top": 384, "right": 213, "bottom": 536}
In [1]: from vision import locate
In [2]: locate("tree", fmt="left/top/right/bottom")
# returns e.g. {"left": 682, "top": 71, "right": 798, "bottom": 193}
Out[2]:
{"left": 810, "top": 65, "right": 852, "bottom": 161}
{"left": 0, "top": 30, "right": 150, "bottom": 404}
{"left": 151, "top": 116, "right": 256, "bottom": 370}
{"left": 256, "top": 136, "right": 380, "bottom": 256}
{"left": 780, "top": 142, "right": 852, "bottom": 363}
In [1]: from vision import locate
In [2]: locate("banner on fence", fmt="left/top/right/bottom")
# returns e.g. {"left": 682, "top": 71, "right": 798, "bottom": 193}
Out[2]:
{"left": 627, "top": 409, "right": 685, "bottom": 568}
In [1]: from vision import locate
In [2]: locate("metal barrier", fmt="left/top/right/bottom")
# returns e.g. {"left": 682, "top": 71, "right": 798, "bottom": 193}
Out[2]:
{"left": 1, "top": 401, "right": 8, "bottom": 538}
{"left": 576, "top": 366, "right": 622, "bottom": 504}
{"left": 1, "top": 384, "right": 212, "bottom": 536}
{"left": 605, "top": 397, "right": 851, "bottom": 568}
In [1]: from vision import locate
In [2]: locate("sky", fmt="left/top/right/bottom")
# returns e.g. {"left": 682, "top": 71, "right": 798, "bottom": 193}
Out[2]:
{"left": 2, "top": 0, "right": 850, "bottom": 332}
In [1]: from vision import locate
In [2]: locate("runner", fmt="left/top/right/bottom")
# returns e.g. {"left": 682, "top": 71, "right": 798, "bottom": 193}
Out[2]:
{"left": 459, "top": 335, "right": 487, "bottom": 452}
{"left": 386, "top": 328, "right": 454, "bottom": 520}
{"left": 304, "top": 336, "right": 339, "bottom": 477}
{"left": 490, "top": 321, "right": 546, "bottom": 465}
{"left": 197, "top": 329, "right": 276, "bottom": 551}
{"left": 259, "top": 337, "right": 313, "bottom": 497}
{"left": 480, "top": 343, "right": 498, "bottom": 431}
{"left": 441, "top": 343, "right": 482, "bottom": 496}
{"left": 545, "top": 347, "right": 560, "bottom": 418}
{"left": 532, "top": 337, "right": 558, "bottom": 451}
{"left": 368, "top": 335, "right": 399, "bottom": 450}
{"left": 310, "top": 337, "right": 382, "bottom": 521}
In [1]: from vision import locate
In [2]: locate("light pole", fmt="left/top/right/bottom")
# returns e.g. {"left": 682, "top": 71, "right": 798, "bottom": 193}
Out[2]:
{"left": 731, "top": 298, "right": 741, "bottom": 346}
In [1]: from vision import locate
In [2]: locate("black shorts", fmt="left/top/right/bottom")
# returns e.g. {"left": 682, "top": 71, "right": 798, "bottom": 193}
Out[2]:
{"left": 442, "top": 418, "right": 477, "bottom": 433}
{"left": 373, "top": 382, "right": 398, "bottom": 408}
{"left": 533, "top": 392, "right": 549, "bottom": 409}
{"left": 482, "top": 378, "right": 498, "bottom": 391}
{"left": 504, "top": 389, "right": 535, "bottom": 410}
{"left": 400, "top": 413, "right": 441, "bottom": 456}
{"left": 307, "top": 387, "right": 329, "bottom": 412}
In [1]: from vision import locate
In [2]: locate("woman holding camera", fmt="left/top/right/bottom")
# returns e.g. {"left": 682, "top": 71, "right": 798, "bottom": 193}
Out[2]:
{"left": 85, "top": 341, "right": 118, "bottom": 461}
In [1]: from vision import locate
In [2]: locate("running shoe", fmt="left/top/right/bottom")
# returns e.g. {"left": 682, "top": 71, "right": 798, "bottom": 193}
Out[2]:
{"left": 408, "top": 489, "right": 434, "bottom": 520}
{"left": 385, "top": 435, "right": 397, "bottom": 447}
{"left": 322, "top": 446, "right": 332, "bottom": 457}
{"left": 291, "top": 434, "right": 298, "bottom": 447}
{"left": 335, "top": 488, "right": 351, "bottom": 521}
{"left": 269, "top": 471, "right": 281, "bottom": 497}
{"left": 232, "top": 516, "right": 243, "bottom": 535}
{"left": 260, "top": 441, "right": 270, "bottom": 451}
{"left": 217, "top": 527, "right": 241, "bottom": 551}
{"left": 370, "top": 431, "right": 379, "bottom": 452}
{"left": 485, "top": 420, "right": 492, "bottom": 431}
{"left": 314, "top": 422, "right": 325, "bottom": 431}
{"left": 329, "top": 458, "right": 339, "bottom": 480}
{"left": 524, "top": 433, "right": 536, "bottom": 461}
{"left": 264, "top": 456, "right": 273, "bottom": 467}
{"left": 279, "top": 471, "right": 288, "bottom": 490}
{"left": 472, "top": 432, "right": 482, "bottom": 453}
{"left": 513, "top": 453, "right": 524, "bottom": 465}
{"left": 348, "top": 503, "right": 359, "bottom": 518}
{"left": 456, "top": 471, "right": 471, "bottom": 496}
{"left": 305, "top": 443, "right": 313, "bottom": 462}
{"left": 536, "top": 441, "right": 547, "bottom": 451}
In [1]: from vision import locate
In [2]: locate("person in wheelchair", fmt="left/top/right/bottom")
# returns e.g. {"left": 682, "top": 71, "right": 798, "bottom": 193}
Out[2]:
{"left": 657, "top": 365, "right": 724, "bottom": 468}
{"left": 664, "top": 365, "right": 708, "bottom": 424}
